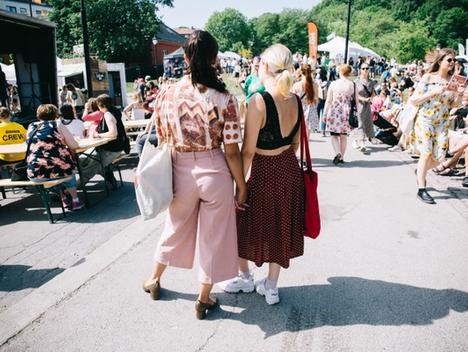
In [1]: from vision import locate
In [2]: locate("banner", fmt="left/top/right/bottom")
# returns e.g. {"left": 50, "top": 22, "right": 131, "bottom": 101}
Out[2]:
{"left": 308, "top": 22, "right": 319, "bottom": 60}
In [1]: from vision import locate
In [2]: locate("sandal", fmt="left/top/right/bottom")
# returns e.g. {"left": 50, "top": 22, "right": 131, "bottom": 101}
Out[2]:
{"left": 432, "top": 163, "right": 448, "bottom": 174}
{"left": 438, "top": 168, "right": 456, "bottom": 176}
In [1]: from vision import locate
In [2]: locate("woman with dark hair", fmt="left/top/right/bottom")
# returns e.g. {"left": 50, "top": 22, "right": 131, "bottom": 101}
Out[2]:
{"left": 79, "top": 94, "right": 128, "bottom": 187}
{"left": 292, "top": 64, "right": 319, "bottom": 134}
{"left": 316, "top": 67, "right": 329, "bottom": 136}
{"left": 353, "top": 62, "right": 376, "bottom": 153}
{"left": 410, "top": 48, "right": 465, "bottom": 204}
{"left": 60, "top": 104, "right": 85, "bottom": 138}
{"left": 143, "top": 30, "right": 247, "bottom": 319}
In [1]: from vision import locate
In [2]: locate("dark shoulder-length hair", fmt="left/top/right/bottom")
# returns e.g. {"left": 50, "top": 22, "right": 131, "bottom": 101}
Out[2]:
{"left": 427, "top": 48, "right": 456, "bottom": 76}
{"left": 184, "top": 30, "right": 226, "bottom": 93}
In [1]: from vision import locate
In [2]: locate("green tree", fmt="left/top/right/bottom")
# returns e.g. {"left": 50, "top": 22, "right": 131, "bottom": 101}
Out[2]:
{"left": 394, "top": 21, "right": 436, "bottom": 62}
{"left": 205, "top": 8, "right": 252, "bottom": 52}
{"left": 432, "top": 7, "right": 468, "bottom": 49}
{"left": 249, "top": 13, "right": 279, "bottom": 54}
{"left": 49, "top": 0, "right": 173, "bottom": 61}
{"left": 276, "top": 9, "right": 309, "bottom": 54}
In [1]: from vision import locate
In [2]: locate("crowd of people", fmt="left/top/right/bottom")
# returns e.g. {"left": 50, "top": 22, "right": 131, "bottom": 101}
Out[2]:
{"left": 1, "top": 26, "right": 466, "bottom": 319}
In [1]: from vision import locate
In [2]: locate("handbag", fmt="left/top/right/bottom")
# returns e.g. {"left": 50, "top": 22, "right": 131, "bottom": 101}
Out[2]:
{"left": 134, "top": 118, "right": 173, "bottom": 220}
{"left": 11, "top": 125, "right": 39, "bottom": 181}
{"left": 398, "top": 103, "right": 418, "bottom": 135}
{"left": 348, "top": 82, "right": 358, "bottom": 128}
{"left": 297, "top": 95, "right": 321, "bottom": 239}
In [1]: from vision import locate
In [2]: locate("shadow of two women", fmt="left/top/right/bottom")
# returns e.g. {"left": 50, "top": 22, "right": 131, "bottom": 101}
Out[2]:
{"left": 160, "top": 276, "right": 468, "bottom": 338}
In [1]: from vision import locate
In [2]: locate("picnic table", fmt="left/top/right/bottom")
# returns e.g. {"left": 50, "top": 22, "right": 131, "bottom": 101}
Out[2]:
{"left": 0, "top": 137, "right": 116, "bottom": 208}
{"left": 123, "top": 119, "right": 149, "bottom": 130}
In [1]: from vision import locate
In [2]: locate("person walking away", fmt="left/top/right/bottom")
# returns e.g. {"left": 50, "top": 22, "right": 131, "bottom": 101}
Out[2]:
{"left": 66, "top": 83, "right": 85, "bottom": 119}
{"left": 220, "top": 44, "right": 305, "bottom": 305}
{"left": 353, "top": 63, "right": 376, "bottom": 153}
{"left": 0, "top": 107, "right": 26, "bottom": 165}
{"left": 292, "top": 63, "right": 319, "bottom": 134}
{"left": 26, "top": 104, "right": 84, "bottom": 210}
{"left": 324, "top": 64, "right": 357, "bottom": 164}
{"left": 409, "top": 48, "right": 465, "bottom": 204}
{"left": 142, "top": 30, "right": 247, "bottom": 320}
{"left": 316, "top": 67, "right": 329, "bottom": 136}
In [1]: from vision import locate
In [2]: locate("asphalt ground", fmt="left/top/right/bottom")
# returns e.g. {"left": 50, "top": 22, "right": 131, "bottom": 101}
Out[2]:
{"left": 0, "top": 135, "right": 467, "bottom": 351}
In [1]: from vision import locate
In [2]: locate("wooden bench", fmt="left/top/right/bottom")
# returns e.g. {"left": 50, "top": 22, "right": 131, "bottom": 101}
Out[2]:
{"left": 0, "top": 176, "right": 73, "bottom": 224}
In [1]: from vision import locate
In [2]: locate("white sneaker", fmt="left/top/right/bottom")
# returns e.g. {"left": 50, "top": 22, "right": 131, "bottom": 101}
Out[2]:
{"left": 218, "top": 274, "right": 254, "bottom": 293}
{"left": 255, "top": 278, "right": 280, "bottom": 305}
{"left": 352, "top": 140, "right": 359, "bottom": 149}
{"left": 388, "top": 145, "right": 402, "bottom": 152}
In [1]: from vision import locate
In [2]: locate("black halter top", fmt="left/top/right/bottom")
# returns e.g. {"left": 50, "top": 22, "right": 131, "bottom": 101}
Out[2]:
{"left": 256, "top": 92, "right": 301, "bottom": 150}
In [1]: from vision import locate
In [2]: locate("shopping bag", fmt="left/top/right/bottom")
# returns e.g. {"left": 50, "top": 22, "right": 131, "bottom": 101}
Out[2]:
{"left": 296, "top": 95, "right": 321, "bottom": 239}
{"left": 399, "top": 103, "right": 418, "bottom": 135}
{"left": 134, "top": 120, "right": 172, "bottom": 220}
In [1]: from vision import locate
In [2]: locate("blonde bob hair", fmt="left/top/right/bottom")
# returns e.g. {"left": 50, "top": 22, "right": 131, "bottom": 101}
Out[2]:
{"left": 260, "top": 44, "right": 294, "bottom": 98}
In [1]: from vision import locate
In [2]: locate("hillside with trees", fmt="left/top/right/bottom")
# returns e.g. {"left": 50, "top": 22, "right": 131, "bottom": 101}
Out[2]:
{"left": 206, "top": 0, "right": 468, "bottom": 62}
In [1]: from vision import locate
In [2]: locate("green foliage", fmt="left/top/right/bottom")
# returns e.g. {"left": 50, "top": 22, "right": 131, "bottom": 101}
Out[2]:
{"left": 249, "top": 13, "right": 280, "bottom": 54}
{"left": 275, "top": 9, "right": 309, "bottom": 54}
{"left": 49, "top": 0, "right": 173, "bottom": 62}
{"left": 205, "top": 8, "right": 252, "bottom": 52}
{"left": 432, "top": 7, "right": 468, "bottom": 49}
{"left": 394, "top": 21, "right": 436, "bottom": 62}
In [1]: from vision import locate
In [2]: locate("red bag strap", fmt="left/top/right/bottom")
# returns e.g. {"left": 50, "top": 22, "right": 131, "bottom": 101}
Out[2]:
{"left": 295, "top": 94, "right": 313, "bottom": 173}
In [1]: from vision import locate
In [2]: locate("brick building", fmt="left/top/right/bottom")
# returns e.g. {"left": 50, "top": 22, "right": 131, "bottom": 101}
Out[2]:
{"left": 151, "top": 22, "right": 186, "bottom": 76}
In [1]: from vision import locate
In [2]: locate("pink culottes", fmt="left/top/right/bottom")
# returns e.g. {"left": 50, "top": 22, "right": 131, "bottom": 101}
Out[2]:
{"left": 154, "top": 149, "right": 239, "bottom": 284}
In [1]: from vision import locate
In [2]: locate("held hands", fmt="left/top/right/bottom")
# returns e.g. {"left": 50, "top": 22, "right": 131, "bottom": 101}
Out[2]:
{"left": 235, "top": 186, "right": 249, "bottom": 211}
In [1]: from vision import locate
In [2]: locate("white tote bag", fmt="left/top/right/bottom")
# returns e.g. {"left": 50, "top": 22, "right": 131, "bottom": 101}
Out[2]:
{"left": 134, "top": 119, "right": 173, "bottom": 220}
{"left": 399, "top": 103, "right": 418, "bottom": 135}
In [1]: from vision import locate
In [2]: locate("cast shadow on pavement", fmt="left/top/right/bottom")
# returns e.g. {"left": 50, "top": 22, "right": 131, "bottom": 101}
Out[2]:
{"left": 311, "top": 158, "right": 415, "bottom": 169}
{"left": 210, "top": 276, "right": 468, "bottom": 338}
{"left": 429, "top": 187, "right": 468, "bottom": 200}
{"left": 0, "top": 265, "right": 65, "bottom": 292}
{"left": 0, "top": 181, "right": 139, "bottom": 226}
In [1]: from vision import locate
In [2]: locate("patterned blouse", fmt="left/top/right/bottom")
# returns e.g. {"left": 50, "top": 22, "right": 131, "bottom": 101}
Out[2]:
{"left": 154, "top": 76, "right": 242, "bottom": 152}
{"left": 26, "top": 121, "right": 76, "bottom": 180}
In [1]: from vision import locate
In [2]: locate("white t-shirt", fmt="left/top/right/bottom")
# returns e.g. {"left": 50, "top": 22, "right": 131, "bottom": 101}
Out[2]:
{"left": 62, "top": 119, "right": 85, "bottom": 138}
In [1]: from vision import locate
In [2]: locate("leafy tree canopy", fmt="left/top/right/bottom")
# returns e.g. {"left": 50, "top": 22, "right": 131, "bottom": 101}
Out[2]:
{"left": 205, "top": 8, "right": 253, "bottom": 52}
{"left": 49, "top": 0, "right": 173, "bottom": 62}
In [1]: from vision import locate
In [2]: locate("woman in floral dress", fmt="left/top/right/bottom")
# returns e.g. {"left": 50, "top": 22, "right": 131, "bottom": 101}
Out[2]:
{"left": 324, "top": 64, "right": 358, "bottom": 164}
{"left": 410, "top": 48, "right": 465, "bottom": 204}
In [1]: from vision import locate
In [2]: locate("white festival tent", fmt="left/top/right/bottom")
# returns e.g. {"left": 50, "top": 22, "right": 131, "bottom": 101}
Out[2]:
{"left": 318, "top": 36, "right": 380, "bottom": 63}
{"left": 218, "top": 51, "right": 241, "bottom": 60}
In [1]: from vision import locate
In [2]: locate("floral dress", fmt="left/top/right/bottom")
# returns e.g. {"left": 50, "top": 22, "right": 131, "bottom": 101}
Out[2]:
{"left": 26, "top": 121, "right": 76, "bottom": 180}
{"left": 324, "top": 80, "right": 353, "bottom": 134}
{"left": 414, "top": 80, "right": 458, "bottom": 161}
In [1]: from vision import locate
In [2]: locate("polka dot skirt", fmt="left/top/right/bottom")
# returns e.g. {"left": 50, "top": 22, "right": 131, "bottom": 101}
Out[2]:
{"left": 237, "top": 147, "right": 305, "bottom": 268}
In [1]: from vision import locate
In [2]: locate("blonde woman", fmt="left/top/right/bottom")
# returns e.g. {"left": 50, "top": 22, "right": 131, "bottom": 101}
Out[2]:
{"left": 324, "top": 64, "right": 358, "bottom": 164}
{"left": 123, "top": 92, "right": 145, "bottom": 120}
{"left": 410, "top": 48, "right": 465, "bottom": 204}
{"left": 220, "top": 44, "right": 305, "bottom": 305}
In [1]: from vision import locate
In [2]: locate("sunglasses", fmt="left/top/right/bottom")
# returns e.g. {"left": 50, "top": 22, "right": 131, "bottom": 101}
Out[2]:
{"left": 361, "top": 67, "right": 369, "bottom": 70}
{"left": 445, "top": 58, "right": 455, "bottom": 63}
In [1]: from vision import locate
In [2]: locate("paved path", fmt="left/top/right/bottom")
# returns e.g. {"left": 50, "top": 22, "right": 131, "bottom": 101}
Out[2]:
{"left": 0, "top": 137, "right": 467, "bottom": 351}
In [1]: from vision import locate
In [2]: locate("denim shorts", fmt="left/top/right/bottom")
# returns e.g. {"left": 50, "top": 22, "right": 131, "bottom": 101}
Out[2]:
{"left": 28, "top": 174, "right": 77, "bottom": 189}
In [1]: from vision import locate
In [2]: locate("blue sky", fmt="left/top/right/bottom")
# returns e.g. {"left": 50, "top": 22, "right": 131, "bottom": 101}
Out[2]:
{"left": 158, "top": 0, "right": 321, "bottom": 29}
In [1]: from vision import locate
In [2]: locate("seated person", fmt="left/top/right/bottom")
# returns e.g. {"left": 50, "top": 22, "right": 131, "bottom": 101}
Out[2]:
{"left": 82, "top": 98, "right": 103, "bottom": 137}
{"left": 79, "top": 94, "right": 129, "bottom": 187}
{"left": 0, "top": 107, "right": 26, "bottom": 165}
{"left": 60, "top": 104, "right": 85, "bottom": 138}
{"left": 123, "top": 92, "right": 146, "bottom": 120}
{"left": 432, "top": 93, "right": 468, "bottom": 187}
{"left": 26, "top": 104, "right": 84, "bottom": 210}
{"left": 135, "top": 119, "right": 157, "bottom": 157}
